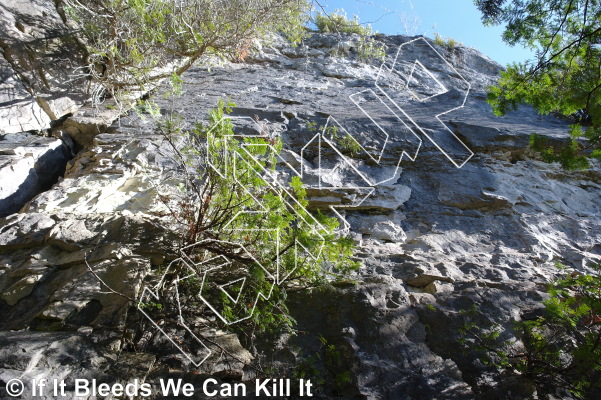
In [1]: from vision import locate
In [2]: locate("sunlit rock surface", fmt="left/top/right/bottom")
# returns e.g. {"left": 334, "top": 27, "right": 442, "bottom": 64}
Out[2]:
{"left": 0, "top": 0, "right": 88, "bottom": 134}
{"left": 1, "top": 20, "right": 600, "bottom": 400}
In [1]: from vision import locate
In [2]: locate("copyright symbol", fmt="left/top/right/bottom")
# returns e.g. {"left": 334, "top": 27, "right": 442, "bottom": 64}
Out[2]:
{"left": 5, "top": 379, "right": 24, "bottom": 397}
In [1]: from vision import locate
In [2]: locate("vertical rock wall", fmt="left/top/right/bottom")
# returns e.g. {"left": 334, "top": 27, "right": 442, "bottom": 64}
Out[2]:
{"left": 0, "top": 29, "right": 600, "bottom": 399}
{"left": 0, "top": 0, "right": 88, "bottom": 134}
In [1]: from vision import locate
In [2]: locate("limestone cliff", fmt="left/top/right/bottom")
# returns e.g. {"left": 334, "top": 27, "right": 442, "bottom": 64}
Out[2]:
{"left": 1, "top": 4, "right": 600, "bottom": 400}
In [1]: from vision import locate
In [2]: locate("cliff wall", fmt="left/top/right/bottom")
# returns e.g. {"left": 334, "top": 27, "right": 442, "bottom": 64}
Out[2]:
{"left": 0, "top": 6, "right": 600, "bottom": 400}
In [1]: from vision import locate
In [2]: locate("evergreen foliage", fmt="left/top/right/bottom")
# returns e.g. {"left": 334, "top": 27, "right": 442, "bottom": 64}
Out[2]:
{"left": 475, "top": 0, "right": 601, "bottom": 169}
{"left": 460, "top": 263, "right": 601, "bottom": 398}
{"left": 64, "top": 0, "right": 310, "bottom": 104}
{"left": 154, "top": 99, "right": 359, "bottom": 334}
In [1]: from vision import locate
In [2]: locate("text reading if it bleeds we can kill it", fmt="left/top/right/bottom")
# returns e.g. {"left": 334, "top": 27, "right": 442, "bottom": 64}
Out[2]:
{"left": 5, "top": 377, "right": 314, "bottom": 398}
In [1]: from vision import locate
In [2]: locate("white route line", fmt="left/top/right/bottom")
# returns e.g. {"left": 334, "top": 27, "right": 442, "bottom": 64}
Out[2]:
{"left": 139, "top": 117, "right": 332, "bottom": 365}
{"left": 374, "top": 36, "right": 473, "bottom": 168}
{"left": 138, "top": 36, "right": 476, "bottom": 367}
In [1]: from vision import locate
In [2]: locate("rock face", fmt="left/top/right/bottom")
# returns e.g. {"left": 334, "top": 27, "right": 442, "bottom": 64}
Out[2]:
{"left": 0, "top": 0, "right": 87, "bottom": 217}
{"left": 0, "top": 0, "right": 89, "bottom": 135}
{"left": 1, "top": 29, "right": 600, "bottom": 400}
{"left": 0, "top": 131, "right": 74, "bottom": 217}
{"left": 0, "top": 0, "right": 172, "bottom": 217}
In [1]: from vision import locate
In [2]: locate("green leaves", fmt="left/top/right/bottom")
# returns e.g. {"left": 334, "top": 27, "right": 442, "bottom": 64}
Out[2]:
{"left": 66, "top": 0, "right": 311, "bottom": 104}
{"left": 479, "top": 0, "right": 601, "bottom": 169}
{"left": 459, "top": 262, "right": 601, "bottom": 397}
{"left": 160, "top": 100, "right": 358, "bottom": 335}
{"left": 314, "top": 9, "right": 386, "bottom": 63}
{"left": 314, "top": 10, "right": 372, "bottom": 36}
{"left": 529, "top": 132, "right": 591, "bottom": 169}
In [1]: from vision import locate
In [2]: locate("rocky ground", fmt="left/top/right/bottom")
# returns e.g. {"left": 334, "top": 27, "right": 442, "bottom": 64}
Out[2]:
{"left": 1, "top": 3, "right": 601, "bottom": 400}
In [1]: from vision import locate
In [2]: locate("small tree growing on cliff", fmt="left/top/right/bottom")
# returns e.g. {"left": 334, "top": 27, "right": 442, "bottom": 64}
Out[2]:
{"left": 141, "top": 99, "right": 359, "bottom": 343}
{"left": 460, "top": 262, "right": 601, "bottom": 398}
{"left": 63, "top": 0, "right": 310, "bottom": 105}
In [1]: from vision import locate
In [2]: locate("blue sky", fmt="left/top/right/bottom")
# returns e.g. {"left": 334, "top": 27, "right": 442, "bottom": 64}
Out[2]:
{"left": 314, "top": 0, "right": 534, "bottom": 65}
